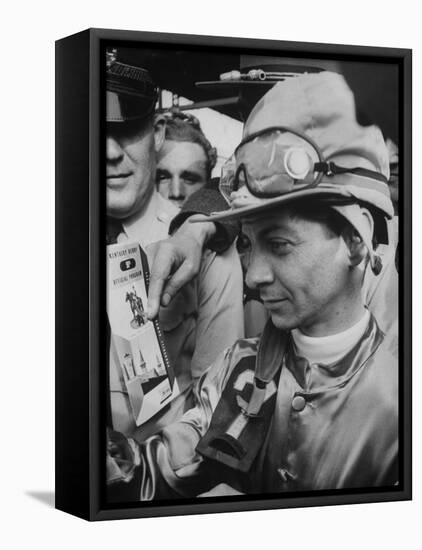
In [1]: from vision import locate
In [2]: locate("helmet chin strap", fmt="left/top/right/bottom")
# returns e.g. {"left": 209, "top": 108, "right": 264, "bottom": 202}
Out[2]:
{"left": 332, "top": 204, "right": 382, "bottom": 276}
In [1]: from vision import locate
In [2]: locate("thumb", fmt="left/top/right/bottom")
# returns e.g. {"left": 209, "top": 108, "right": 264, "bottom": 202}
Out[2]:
{"left": 146, "top": 243, "right": 173, "bottom": 319}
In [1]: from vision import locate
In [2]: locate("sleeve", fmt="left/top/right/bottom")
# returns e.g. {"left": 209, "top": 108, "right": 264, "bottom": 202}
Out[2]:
{"left": 168, "top": 187, "right": 240, "bottom": 253}
{"left": 108, "top": 342, "right": 248, "bottom": 501}
{"left": 190, "top": 244, "right": 245, "bottom": 379}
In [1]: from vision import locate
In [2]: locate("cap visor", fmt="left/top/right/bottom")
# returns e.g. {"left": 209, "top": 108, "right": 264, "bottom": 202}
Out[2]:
{"left": 191, "top": 187, "right": 354, "bottom": 224}
{"left": 106, "top": 90, "right": 155, "bottom": 122}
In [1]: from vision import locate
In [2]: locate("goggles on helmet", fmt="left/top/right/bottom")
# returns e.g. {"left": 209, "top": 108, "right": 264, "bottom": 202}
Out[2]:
{"left": 219, "top": 126, "right": 388, "bottom": 204}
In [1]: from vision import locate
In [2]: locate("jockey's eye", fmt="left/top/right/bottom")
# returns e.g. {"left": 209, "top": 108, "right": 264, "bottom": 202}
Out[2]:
{"left": 237, "top": 232, "right": 251, "bottom": 253}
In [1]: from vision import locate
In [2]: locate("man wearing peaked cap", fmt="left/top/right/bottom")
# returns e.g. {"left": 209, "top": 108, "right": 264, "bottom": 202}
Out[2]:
{"left": 105, "top": 51, "right": 244, "bottom": 447}
{"left": 107, "top": 72, "right": 398, "bottom": 498}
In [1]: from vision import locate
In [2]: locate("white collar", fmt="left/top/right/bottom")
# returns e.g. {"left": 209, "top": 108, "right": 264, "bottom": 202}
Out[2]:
{"left": 120, "top": 191, "right": 179, "bottom": 247}
{"left": 291, "top": 309, "right": 371, "bottom": 366}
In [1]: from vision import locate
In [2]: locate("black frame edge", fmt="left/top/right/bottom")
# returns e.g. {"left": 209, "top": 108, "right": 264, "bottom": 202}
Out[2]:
{"left": 91, "top": 490, "right": 410, "bottom": 522}
{"left": 400, "top": 48, "right": 412, "bottom": 501}
{"left": 88, "top": 28, "right": 103, "bottom": 521}
{"left": 55, "top": 29, "right": 92, "bottom": 521}
{"left": 89, "top": 27, "right": 412, "bottom": 59}
{"left": 55, "top": 27, "right": 412, "bottom": 521}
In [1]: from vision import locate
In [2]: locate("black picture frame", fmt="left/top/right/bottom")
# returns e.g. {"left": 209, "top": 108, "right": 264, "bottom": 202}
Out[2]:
{"left": 55, "top": 27, "right": 412, "bottom": 521}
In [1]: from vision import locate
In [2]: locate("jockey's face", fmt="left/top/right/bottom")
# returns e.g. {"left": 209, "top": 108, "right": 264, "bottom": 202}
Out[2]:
{"left": 241, "top": 206, "right": 363, "bottom": 336}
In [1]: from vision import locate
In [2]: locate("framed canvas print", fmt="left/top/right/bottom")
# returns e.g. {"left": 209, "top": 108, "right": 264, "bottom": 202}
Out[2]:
{"left": 55, "top": 28, "right": 412, "bottom": 521}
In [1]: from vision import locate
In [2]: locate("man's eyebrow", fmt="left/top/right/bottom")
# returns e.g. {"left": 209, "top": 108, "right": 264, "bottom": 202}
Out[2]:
{"left": 180, "top": 169, "right": 202, "bottom": 180}
{"left": 243, "top": 221, "right": 299, "bottom": 241}
{"left": 259, "top": 226, "right": 290, "bottom": 239}
{"left": 156, "top": 168, "right": 171, "bottom": 177}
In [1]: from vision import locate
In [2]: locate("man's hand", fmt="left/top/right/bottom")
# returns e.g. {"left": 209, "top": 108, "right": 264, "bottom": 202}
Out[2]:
{"left": 107, "top": 428, "right": 140, "bottom": 485}
{"left": 146, "top": 216, "right": 216, "bottom": 319}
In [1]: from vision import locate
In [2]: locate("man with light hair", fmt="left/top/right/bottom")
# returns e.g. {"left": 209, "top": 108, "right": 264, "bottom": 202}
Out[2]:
{"left": 108, "top": 72, "right": 398, "bottom": 498}
{"left": 156, "top": 110, "right": 217, "bottom": 207}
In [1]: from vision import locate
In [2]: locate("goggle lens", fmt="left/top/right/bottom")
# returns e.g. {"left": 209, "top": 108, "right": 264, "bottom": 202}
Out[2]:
{"left": 219, "top": 128, "right": 323, "bottom": 204}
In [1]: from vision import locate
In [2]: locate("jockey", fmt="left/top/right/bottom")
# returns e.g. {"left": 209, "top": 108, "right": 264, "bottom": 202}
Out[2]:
{"left": 107, "top": 71, "right": 398, "bottom": 499}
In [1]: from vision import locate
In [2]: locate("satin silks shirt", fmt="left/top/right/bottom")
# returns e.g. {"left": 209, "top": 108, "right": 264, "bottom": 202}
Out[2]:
{"left": 110, "top": 313, "right": 398, "bottom": 499}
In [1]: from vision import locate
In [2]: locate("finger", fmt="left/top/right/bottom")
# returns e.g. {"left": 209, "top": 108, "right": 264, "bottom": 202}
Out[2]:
{"left": 144, "top": 242, "right": 157, "bottom": 267}
{"left": 147, "top": 248, "right": 174, "bottom": 319}
{"left": 160, "top": 260, "right": 198, "bottom": 305}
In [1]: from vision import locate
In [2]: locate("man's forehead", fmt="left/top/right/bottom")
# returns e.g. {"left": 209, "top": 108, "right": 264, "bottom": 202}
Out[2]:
{"left": 158, "top": 142, "right": 207, "bottom": 176}
{"left": 241, "top": 208, "right": 297, "bottom": 234}
{"left": 160, "top": 140, "right": 207, "bottom": 163}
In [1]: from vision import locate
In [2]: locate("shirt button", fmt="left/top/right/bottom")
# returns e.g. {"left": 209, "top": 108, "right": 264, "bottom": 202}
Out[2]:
{"left": 157, "top": 211, "right": 169, "bottom": 222}
{"left": 291, "top": 395, "right": 306, "bottom": 412}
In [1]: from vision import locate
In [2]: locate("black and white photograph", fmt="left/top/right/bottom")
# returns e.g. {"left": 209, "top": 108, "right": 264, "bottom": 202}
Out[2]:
{"left": 103, "top": 40, "right": 406, "bottom": 508}
{"left": 3, "top": 0, "right": 421, "bottom": 543}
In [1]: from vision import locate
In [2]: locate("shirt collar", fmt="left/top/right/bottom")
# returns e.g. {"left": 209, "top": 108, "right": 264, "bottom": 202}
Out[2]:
{"left": 286, "top": 313, "right": 384, "bottom": 392}
{"left": 291, "top": 309, "right": 371, "bottom": 366}
{"left": 122, "top": 191, "right": 178, "bottom": 247}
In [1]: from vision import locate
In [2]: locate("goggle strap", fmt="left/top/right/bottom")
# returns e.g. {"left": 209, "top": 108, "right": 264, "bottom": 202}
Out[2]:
{"left": 314, "top": 161, "right": 388, "bottom": 184}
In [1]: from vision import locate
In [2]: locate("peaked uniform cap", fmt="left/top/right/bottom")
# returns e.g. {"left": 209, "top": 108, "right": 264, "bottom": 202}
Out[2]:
{"left": 106, "top": 60, "right": 158, "bottom": 122}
